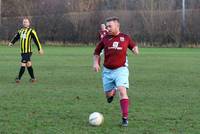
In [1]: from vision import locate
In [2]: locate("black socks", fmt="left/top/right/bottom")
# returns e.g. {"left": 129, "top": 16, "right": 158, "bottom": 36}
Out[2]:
{"left": 27, "top": 66, "right": 35, "bottom": 79}
{"left": 18, "top": 66, "right": 25, "bottom": 79}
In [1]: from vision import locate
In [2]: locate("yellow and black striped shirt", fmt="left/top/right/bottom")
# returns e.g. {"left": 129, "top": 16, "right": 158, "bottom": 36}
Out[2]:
{"left": 11, "top": 28, "right": 42, "bottom": 53}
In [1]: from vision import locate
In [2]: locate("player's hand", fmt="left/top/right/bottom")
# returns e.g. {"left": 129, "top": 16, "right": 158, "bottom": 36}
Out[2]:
{"left": 93, "top": 63, "right": 100, "bottom": 72}
{"left": 38, "top": 49, "right": 44, "bottom": 55}
{"left": 8, "top": 42, "right": 13, "bottom": 47}
{"left": 132, "top": 46, "right": 139, "bottom": 55}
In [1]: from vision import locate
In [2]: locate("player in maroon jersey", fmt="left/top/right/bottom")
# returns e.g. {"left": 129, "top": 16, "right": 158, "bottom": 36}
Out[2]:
{"left": 93, "top": 17, "right": 139, "bottom": 127}
{"left": 98, "top": 24, "right": 108, "bottom": 40}
{"left": 98, "top": 24, "right": 108, "bottom": 65}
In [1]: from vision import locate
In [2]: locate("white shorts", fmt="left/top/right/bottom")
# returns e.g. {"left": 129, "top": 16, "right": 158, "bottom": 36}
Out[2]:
{"left": 102, "top": 66, "right": 129, "bottom": 92}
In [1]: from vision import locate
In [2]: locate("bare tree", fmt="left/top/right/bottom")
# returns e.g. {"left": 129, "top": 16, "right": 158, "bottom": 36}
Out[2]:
{"left": 0, "top": 0, "right": 1, "bottom": 26}
{"left": 0, "top": 0, "right": 199, "bottom": 46}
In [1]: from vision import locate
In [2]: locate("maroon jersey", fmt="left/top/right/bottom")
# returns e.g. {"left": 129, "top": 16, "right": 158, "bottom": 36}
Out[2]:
{"left": 98, "top": 30, "right": 108, "bottom": 40}
{"left": 94, "top": 33, "right": 137, "bottom": 69}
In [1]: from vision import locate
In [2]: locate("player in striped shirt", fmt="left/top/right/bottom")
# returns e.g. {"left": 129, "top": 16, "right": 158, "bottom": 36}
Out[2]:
{"left": 9, "top": 17, "right": 44, "bottom": 83}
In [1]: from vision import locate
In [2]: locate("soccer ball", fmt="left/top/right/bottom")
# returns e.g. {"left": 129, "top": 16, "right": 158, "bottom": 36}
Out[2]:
{"left": 89, "top": 112, "right": 104, "bottom": 126}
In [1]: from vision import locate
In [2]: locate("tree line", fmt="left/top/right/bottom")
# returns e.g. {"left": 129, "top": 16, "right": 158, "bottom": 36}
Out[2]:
{"left": 0, "top": 0, "right": 199, "bottom": 46}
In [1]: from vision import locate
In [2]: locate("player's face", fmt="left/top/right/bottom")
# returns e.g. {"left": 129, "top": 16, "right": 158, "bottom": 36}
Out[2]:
{"left": 106, "top": 21, "right": 120, "bottom": 36}
{"left": 23, "top": 19, "right": 30, "bottom": 28}
{"left": 101, "top": 24, "right": 106, "bottom": 30}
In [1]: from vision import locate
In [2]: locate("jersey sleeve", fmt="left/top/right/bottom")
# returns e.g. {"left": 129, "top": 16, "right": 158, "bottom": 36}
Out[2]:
{"left": 98, "top": 31, "right": 101, "bottom": 41}
{"left": 94, "top": 40, "right": 104, "bottom": 55}
{"left": 128, "top": 36, "right": 137, "bottom": 50}
{"left": 31, "top": 29, "right": 42, "bottom": 51}
{"left": 10, "top": 32, "right": 20, "bottom": 44}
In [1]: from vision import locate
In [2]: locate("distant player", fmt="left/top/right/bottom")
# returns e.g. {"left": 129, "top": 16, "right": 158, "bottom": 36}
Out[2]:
{"left": 8, "top": 17, "right": 44, "bottom": 83}
{"left": 93, "top": 17, "right": 139, "bottom": 127}
{"left": 98, "top": 24, "right": 108, "bottom": 41}
{"left": 98, "top": 24, "right": 108, "bottom": 65}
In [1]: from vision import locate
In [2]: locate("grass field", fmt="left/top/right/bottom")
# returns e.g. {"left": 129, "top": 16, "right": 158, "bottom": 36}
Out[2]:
{"left": 0, "top": 45, "right": 200, "bottom": 134}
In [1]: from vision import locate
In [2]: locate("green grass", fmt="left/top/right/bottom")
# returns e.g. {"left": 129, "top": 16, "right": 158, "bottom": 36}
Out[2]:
{"left": 0, "top": 45, "right": 200, "bottom": 134}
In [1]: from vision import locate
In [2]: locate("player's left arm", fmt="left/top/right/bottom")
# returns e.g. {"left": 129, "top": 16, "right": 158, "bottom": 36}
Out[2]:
{"left": 31, "top": 29, "right": 44, "bottom": 55}
{"left": 128, "top": 36, "right": 139, "bottom": 55}
{"left": 132, "top": 46, "right": 139, "bottom": 55}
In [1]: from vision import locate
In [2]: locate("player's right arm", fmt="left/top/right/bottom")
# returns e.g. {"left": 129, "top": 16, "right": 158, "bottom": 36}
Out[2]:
{"left": 93, "top": 55, "right": 100, "bottom": 72}
{"left": 9, "top": 32, "right": 20, "bottom": 47}
{"left": 93, "top": 41, "right": 104, "bottom": 72}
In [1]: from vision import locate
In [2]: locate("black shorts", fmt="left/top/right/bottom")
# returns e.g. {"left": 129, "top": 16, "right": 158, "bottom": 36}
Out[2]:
{"left": 21, "top": 53, "right": 32, "bottom": 63}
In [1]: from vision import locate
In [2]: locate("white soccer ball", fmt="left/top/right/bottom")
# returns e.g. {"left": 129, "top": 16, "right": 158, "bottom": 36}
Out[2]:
{"left": 89, "top": 112, "right": 104, "bottom": 126}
